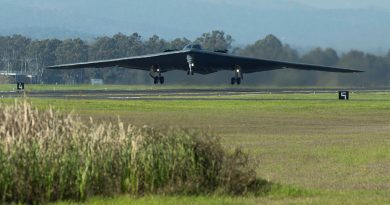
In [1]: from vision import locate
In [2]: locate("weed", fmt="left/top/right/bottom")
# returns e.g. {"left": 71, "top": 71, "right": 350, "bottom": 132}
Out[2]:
{"left": 0, "top": 101, "right": 267, "bottom": 204}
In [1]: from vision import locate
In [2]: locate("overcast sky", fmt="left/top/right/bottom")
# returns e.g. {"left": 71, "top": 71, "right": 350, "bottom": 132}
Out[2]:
{"left": 6, "top": 0, "right": 390, "bottom": 11}
{"left": 4, "top": 0, "right": 390, "bottom": 11}
{"left": 203, "top": 0, "right": 390, "bottom": 10}
{"left": 293, "top": 0, "right": 390, "bottom": 10}
{"left": 2, "top": 0, "right": 390, "bottom": 53}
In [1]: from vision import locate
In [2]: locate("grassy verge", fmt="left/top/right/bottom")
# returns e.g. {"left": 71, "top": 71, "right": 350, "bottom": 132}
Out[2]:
{"left": 53, "top": 183, "right": 318, "bottom": 204}
{"left": 52, "top": 190, "right": 388, "bottom": 205}
{"left": 1, "top": 92, "right": 389, "bottom": 204}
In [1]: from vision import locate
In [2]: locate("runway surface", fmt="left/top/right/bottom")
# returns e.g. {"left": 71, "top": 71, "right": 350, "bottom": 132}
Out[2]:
{"left": 1, "top": 88, "right": 389, "bottom": 101}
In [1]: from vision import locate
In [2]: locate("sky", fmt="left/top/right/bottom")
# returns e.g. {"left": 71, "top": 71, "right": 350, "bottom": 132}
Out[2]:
{"left": 293, "top": 0, "right": 390, "bottom": 10}
{"left": 201, "top": 0, "right": 390, "bottom": 10}
{"left": 1, "top": 0, "right": 390, "bottom": 53}
{"left": 206, "top": 0, "right": 390, "bottom": 10}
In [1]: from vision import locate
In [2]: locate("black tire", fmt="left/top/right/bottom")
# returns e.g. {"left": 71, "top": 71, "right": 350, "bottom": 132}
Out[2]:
{"left": 187, "top": 70, "right": 190, "bottom": 75}
{"left": 154, "top": 77, "right": 159, "bottom": 84}
{"left": 231, "top": 77, "right": 236, "bottom": 85}
{"left": 159, "top": 76, "right": 165, "bottom": 84}
{"left": 236, "top": 78, "right": 241, "bottom": 85}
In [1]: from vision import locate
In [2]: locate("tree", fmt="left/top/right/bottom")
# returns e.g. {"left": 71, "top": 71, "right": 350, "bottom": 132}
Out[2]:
{"left": 299, "top": 48, "right": 340, "bottom": 85}
{"left": 301, "top": 48, "right": 339, "bottom": 66}
{"left": 40, "top": 39, "right": 62, "bottom": 84}
{"left": 87, "top": 33, "right": 150, "bottom": 84}
{"left": 169, "top": 38, "right": 191, "bottom": 50}
{"left": 54, "top": 39, "right": 88, "bottom": 84}
{"left": 144, "top": 35, "right": 170, "bottom": 54}
{"left": 0, "top": 33, "right": 388, "bottom": 86}
{"left": 337, "top": 50, "right": 369, "bottom": 86}
{"left": 238, "top": 35, "right": 300, "bottom": 85}
{"left": 0, "top": 35, "right": 31, "bottom": 73}
{"left": 127, "top": 33, "right": 145, "bottom": 56}
{"left": 195, "top": 30, "right": 233, "bottom": 51}
{"left": 239, "top": 34, "right": 298, "bottom": 61}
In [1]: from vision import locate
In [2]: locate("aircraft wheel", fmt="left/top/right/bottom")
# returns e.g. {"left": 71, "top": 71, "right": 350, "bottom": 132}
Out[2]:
{"left": 231, "top": 77, "right": 236, "bottom": 85}
{"left": 236, "top": 78, "right": 241, "bottom": 85}
{"left": 154, "top": 77, "right": 159, "bottom": 84}
{"left": 159, "top": 76, "right": 165, "bottom": 84}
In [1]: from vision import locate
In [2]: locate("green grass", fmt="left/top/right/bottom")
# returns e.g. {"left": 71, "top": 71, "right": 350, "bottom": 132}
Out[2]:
{"left": 50, "top": 190, "right": 389, "bottom": 205}
{"left": 1, "top": 90, "right": 389, "bottom": 204}
{"left": 51, "top": 191, "right": 389, "bottom": 205}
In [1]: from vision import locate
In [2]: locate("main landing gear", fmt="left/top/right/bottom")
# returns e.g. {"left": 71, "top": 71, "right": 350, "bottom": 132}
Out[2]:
{"left": 153, "top": 76, "right": 164, "bottom": 84}
{"left": 150, "top": 66, "right": 165, "bottom": 84}
{"left": 231, "top": 77, "right": 241, "bottom": 85}
{"left": 231, "top": 66, "right": 243, "bottom": 85}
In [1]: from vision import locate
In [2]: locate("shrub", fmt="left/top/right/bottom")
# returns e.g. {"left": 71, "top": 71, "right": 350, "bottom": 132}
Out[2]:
{"left": 0, "top": 76, "right": 13, "bottom": 84}
{"left": 0, "top": 101, "right": 266, "bottom": 204}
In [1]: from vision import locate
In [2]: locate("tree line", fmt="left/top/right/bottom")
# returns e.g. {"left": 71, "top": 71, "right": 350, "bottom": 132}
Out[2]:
{"left": 0, "top": 30, "right": 389, "bottom": 86}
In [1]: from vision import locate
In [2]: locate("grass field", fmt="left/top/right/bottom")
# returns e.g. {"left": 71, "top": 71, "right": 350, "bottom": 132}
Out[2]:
{"left": 1, "top": 87, "right": 389, "bottom": 204}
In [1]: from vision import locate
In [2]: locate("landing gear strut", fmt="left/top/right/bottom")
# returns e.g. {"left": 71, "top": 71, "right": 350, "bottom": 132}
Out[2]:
{"left": 231, "top": 66, "right": 243, "bottom": 85}
{"left": 150, "top": 65, "right": 165, "bottom": 84}
{"left": 187, "top": 69, "right": 194, "bottom": 75}
{"left": 187, "top": 55, "right": 195, "bottom": 75}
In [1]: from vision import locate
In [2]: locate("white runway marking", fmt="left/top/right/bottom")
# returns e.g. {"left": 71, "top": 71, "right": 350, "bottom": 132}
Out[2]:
{"left": 107, "top": 96, "right": 141, "bottom": 99}
{"left": 0, "top": 91, "right": 17, "bottom": 93}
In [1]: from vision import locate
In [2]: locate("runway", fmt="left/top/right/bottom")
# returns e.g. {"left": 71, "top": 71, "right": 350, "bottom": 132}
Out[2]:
{"left": 1, "top": 88, "right": 389, "bottom": 101}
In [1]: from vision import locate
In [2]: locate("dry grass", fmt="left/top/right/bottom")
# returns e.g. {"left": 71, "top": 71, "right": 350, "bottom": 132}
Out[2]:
{"left": 0, "top": 101, "right": 269, "bottom": 204}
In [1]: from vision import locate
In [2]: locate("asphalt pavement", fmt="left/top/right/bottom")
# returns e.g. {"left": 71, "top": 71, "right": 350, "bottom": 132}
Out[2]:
{"left": 0, "top": 88, "right": 389, "bottom": 101}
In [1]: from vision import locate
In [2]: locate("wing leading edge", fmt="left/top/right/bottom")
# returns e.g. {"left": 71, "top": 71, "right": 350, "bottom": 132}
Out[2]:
{"left": 46, "top": 50, "right": 190, "bottom": 71}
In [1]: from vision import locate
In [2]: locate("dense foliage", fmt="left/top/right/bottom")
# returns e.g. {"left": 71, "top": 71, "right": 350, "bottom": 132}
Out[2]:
{"left": 0, "top": 30, "right": 389, "bottom": 86}
{"left": 0, "top": 101, "right": 268, "bottom": 204}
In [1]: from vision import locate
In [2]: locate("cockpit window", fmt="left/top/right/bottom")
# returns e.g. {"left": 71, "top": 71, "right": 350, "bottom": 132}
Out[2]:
{"left": 183, "top": 44, "right": 203, "bottom": 50}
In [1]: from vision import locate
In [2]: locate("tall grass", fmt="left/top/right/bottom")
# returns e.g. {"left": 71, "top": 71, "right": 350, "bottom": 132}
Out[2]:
{"left": 0, "top": 101, "right": 267, "bottom": 204}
